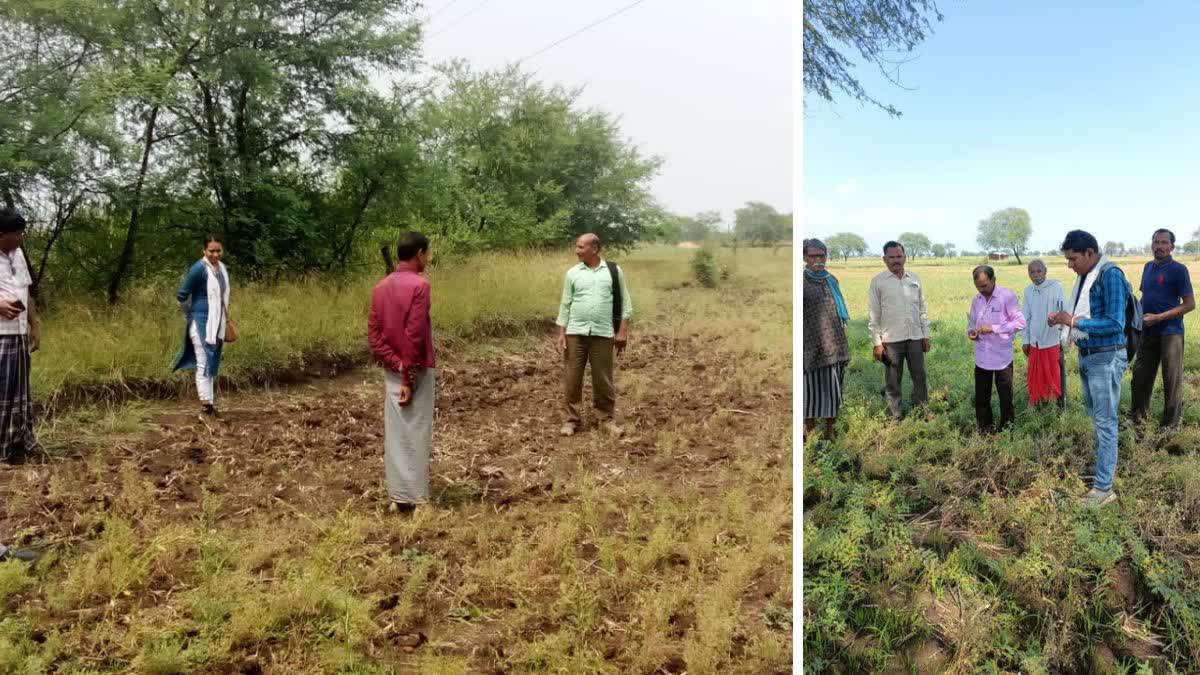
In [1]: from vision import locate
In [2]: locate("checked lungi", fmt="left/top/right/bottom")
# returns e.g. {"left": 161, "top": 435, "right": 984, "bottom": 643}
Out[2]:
{"left": 0, "top": 335, "right": 37, "bottom": 460}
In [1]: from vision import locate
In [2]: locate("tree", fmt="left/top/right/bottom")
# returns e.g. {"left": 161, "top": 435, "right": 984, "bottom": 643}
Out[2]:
{"left": 897, "top": 232, "right": 932, "bottom": 258}
{"left": 1103, "top": 241, "right": 1126, "bottom": 257}
{"left": 826, "top": 232, "right": 867, "bottom": 260}
{"left": 686, "top": 211, "right": 721, "bottom": 241}
{"left": 977, "top": 207, "right": 1032, "bottom": 264}
{"left": 413, "top": 62, "right": 662, "bottom": 253}
{"left": 733, "top": 201, "right": 788, "bottom": 246}
{"left": 803, "top": 0, "right": 944, "bottom": 117}
{"left": 944, "top": 242, "right": 956, "bottom": 257}
{"left": 930, "top": 243, "right": 946, "bottom": 258}
{"left": 0, "top": 2, "right": 668, "bottom": 302}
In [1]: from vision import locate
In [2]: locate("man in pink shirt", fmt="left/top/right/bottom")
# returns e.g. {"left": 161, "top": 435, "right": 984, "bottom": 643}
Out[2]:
{"left": 368, "top": 232, "right": 436, "bottom": 514}
{"left": 967, "top": 265, "right": 1027, "bottom": 433}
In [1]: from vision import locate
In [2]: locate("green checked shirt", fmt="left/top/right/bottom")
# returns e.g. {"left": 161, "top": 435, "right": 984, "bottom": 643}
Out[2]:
{"left": 556, "top": 259, "right": 633, "bottom": 338}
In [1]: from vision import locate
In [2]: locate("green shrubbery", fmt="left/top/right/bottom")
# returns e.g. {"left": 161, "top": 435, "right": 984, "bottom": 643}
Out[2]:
{"left": 691, "top": 248, "right": 718, "bottom": 288}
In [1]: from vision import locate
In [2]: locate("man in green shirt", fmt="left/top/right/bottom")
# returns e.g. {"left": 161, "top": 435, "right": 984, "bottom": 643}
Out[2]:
{"left": 556, "top": 233, "right": 633, "bottom": 436}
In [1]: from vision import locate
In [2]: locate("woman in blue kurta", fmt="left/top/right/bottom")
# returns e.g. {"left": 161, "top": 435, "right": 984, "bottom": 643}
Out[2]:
{"left": 173, "top": 236, "right": 231, "bottom": 416}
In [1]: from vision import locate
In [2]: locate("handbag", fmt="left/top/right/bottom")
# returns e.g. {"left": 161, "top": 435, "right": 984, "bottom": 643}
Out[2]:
{"left": 222, "top": 291, "right": 238, "bottom": 344}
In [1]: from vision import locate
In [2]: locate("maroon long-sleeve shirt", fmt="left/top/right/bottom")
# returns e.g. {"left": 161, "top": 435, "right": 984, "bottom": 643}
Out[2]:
{"left": 368, "top": 263, "right": 435, "bottom": 387}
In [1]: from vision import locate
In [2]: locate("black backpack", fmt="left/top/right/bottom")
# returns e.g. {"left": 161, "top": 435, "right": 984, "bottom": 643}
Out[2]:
{"left": 1095, "top": 262, "right": 1143, "bottom": 363}
{"left": 606, "top": 260, "right": 622, "bottom": 332}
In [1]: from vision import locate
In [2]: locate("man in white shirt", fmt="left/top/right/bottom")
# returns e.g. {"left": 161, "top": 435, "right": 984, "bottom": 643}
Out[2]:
{"left": 0, "top": 207, "right": 41, "bottom": 464}
{"left": 868, "top": 241, "right": 931, "bottom": 420}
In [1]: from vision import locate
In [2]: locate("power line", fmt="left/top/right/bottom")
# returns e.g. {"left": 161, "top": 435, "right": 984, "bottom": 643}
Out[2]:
{"left": 516, "top": 0, "right": 650, "bottom": 65}
{"left": 426, "top": 0, "right": 493, "bottom": 39}
{"left": 423, "top": 0, "right": 464, "bottom": 24}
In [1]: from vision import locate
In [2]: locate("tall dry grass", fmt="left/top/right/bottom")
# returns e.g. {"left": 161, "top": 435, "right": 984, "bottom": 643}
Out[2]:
{"left": 32, "top": 245, "right": 792, "bottom": 407}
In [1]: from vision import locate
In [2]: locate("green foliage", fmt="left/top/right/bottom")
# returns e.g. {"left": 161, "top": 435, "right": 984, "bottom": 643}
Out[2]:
{"left": 805, "top": 260, "right": 1200, "bottom": 671}
{"left": 897, "top": 231, "right": 932, "bottom": 258}
{"left": 825, "top": 232, "right": 868, "bottom": 260}
{"left": 691, "top": 247, "right": 718, "bottom": 288}
{"left": 1, "top": 5, "right": 663, "bottom": 301}
{"left": 406, "top": 62, "right": 661, "bottom": 256}
{"left": 733, "top": 201, "right": 790, "bottom": 246}
{"left": 0, "top": 562, "right": 32, "bottom": 606}
{"left": 803, "top": 0, "right": 945, "bottom": 117}
{"left": 977, "top": 207, "right": 1033, "bottom": 264}
{"left": 931, "top": 242, "right": 957, "bottom": 258}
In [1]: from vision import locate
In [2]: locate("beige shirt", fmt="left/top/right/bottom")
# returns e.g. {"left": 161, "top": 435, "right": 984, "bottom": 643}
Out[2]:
{"left": 867, "top": 269, "right": 930, "bottom": 346}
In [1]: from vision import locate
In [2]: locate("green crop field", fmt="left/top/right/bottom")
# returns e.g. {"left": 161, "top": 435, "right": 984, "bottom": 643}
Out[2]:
{"left": 805, "top": 255, "right": 1200, "bottom": 673}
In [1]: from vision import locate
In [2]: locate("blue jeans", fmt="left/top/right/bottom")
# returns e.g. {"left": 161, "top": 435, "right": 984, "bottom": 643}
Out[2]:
{"left": 1079, "top": 349, "right": 1127, "bottom": 491}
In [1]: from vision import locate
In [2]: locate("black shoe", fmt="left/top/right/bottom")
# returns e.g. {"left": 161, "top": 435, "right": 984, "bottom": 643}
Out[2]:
{"left": 0, "top": 546, "right": 36, "bottom": 563}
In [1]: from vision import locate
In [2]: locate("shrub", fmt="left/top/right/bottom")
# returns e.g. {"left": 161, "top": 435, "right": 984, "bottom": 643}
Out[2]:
{"left": 691, "top": 248, "right": 717, "bottom": 288}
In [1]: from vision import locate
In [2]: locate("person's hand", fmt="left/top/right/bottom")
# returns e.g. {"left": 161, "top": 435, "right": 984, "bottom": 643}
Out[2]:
{"left": 0, "top": 301, "right": 18, "bottom": 321}
{"left": 1022, "top": 344, "right": 1031, "bottom": 357}
{"left": 1049, "top": 311, "right": 1073, "bottom": 327}
{"left": 921, "top": 338, "right": 931, "bottom": 353}
{"left": 1143, "top": 312, "right": 1160, "bottom": 327}
{"left": 977, "top": 324, "right": 994, "bottom": 335}
{"left": 968, "top": 330, "right": 979, "bottom": 341}
{"left": 614, "top": 329, "right": 628, "bottom": 356}
{"left": 397, "top": 384, "right": 412, "bottom": 407}
{"left": 873, "top": 345, "right": 885, "bottom": 362}
{"left": 556, "top": 333, "right": 567, "bottom": 354}
{"left": 29, "top": 322, "right": 39, "bottom": 353}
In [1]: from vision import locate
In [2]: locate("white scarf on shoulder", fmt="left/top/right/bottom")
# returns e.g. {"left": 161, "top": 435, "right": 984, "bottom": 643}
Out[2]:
{"left": 203, "top": 259, "right": 230, "bottom": 346}
{"left": 1067, "top": 255, "right": 1108, "bottom": 346}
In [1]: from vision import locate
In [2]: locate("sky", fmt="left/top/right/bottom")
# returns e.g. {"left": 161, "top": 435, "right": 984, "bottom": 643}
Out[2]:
{"left": 803, "top": 0, "right": 1200, "bottom": 254}
{"left": 372, "top": 0, "right": 794, "bottom": 229}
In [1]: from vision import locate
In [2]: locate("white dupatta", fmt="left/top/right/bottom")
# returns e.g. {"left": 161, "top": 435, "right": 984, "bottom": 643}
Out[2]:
{"left": 1067, "top": 255, "right": 1108, "bottom": 346}
{"left": 202, "top": 260, "right": 230, "bottom": 346}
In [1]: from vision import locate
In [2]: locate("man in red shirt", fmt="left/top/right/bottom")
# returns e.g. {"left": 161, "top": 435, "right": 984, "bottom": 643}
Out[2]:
{"left": 368, "top": 232, "right": 436, "bottom": 514}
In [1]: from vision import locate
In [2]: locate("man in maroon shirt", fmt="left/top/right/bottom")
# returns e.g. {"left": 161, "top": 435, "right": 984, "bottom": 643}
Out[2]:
{"left": 368, "top": 232, "right": 436, "bottom": 514}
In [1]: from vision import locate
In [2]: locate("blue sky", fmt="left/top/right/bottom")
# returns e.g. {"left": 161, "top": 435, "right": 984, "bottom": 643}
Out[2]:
{"left": 803, "top": 0, "right": 1200, "bottom": 254}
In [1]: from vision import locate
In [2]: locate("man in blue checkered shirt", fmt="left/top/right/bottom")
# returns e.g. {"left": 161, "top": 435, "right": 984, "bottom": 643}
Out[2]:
{"left": 1048, "top": 230, "right": 1128, "bottom": 507}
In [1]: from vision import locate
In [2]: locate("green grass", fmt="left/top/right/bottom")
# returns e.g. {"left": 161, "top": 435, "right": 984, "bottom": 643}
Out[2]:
{"left": 806, "top": 255, "right": 1200, "bottom": 673}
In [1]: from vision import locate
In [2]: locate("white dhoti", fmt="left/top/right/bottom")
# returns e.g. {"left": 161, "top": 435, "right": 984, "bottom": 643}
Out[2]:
{"left": 384, "top": 368, "right": 435, "bottom": 504}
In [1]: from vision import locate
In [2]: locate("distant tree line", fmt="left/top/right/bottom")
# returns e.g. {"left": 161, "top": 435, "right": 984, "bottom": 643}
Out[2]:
{"left": 653, "top": 202, "right": 792, "bottom": 247}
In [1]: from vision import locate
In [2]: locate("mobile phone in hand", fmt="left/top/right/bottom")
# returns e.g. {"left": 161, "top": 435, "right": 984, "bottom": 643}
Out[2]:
{"left": 9, "top": 300, "right": 24, "bottom": 312}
